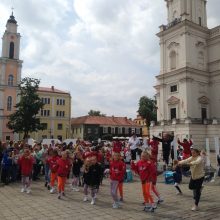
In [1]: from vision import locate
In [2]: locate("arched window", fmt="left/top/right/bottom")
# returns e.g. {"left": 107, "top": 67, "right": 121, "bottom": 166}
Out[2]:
{"left": 7, "top": 96, "right": 12, "bottom": 111}
{"left": 170, "top": 51, "right": 177, "bottom": 70}
{"left": 9, "top": 42, "right": 14, "bottom": 59}
{"left": 8, "top": 74, "right": 13, "bottom": 86}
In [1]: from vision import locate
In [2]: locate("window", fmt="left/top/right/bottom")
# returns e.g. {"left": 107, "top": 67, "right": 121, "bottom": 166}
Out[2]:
{"left": 87, "top": 128, "right": 92, "bottom": 134}
{"left": 118, "top": 127, "right": 122, "bottom": 134}
{"left": 9, "top": 42, "right": 14, "bottom": 59}
{"left": 103, "top": 127, "right": 108, "bottom": 134}
{"left": 58, "top": 123, "right": 63, "bottom": 130}
{"left": 41, "top": 98, "right": 50, "bottom": 104}
{"left": 8, "top": 75, "right": 13, "bottom": 86}
{"left": 125, "top": 127, "right": 129, "bottom": 134}
{"left": 170, "top": 85, "right": 178, "bottom": 93}
{"left": 170, "top": 108, "right": 176, "bottom": 120}
{"left": 57, "top": 99, "right": 65, "bottom": 105}
{"left": 41, "top": 109, "right": 50, "bottom": 116}
{"left": 199, "top": 17, "right": 202, "bottom": 26}
{"left": 136, "top": 128, "right": 140, "bottom": 134}
{"left": 111, "top": 127, "right": 115, "bottom": 134}
{"left": 7, "top": 96, "right": 12, "bottom": 111}
{"left": 170, "top": 51, "right": 177, "bottom": 70}
{"left": 95, "top": 128, "right": 98, "bottom": 134}
{"left": 201, "top": 108, "right": 207, "bottom": 121}
{"left": 57, "top": 99, "right": 59, "bottom": 105}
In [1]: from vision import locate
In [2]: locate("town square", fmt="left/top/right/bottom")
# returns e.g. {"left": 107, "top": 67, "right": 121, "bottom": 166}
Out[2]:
{"left": 0, "top": 0, "right": 220, "bottom": 219}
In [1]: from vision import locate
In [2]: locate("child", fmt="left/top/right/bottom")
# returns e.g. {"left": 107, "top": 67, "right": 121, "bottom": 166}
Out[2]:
{"left": 72, "top": 151, "right": 83, "bottom": 191}
{"left": 110, "top": 152, "right": 125, "bottom": 208}
{"left": 131, "top": 151, "right": 156, "bottom": 212}
{"left": 57, "top": 151, "right": 71, "bottom": 199}
{"left": 48, "top": 149, "right": 60, "bottom": 194}
{"left": 151, "top": 161, "right": 163, "bottom": 204}
{"left": 173, "top": 160, "right": 182, "bottom": 195}
{"left": 85, "top": 156, "right": 102, "bottom": 205}
{"left": 18, "top": 149, "right": 35, "bottom": 193}
{"left": 117, "top": 160, "right": 126, "bottom": 203}
{"left": 1, "top": 149, "right": 13, "bottom": 185}
{"left": 83, "top": 157, "right": 91, "bottom": 202}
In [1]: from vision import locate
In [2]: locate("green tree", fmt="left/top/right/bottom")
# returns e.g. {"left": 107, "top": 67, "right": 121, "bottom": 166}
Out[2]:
{"left": 138, "top": 96, "right": 157, "bottom": 127}
{"left": 88, "top": 109, "right": 106, "bottom": 116}
{"left": 7, "top": 77, "right": 45, "bottom": 139}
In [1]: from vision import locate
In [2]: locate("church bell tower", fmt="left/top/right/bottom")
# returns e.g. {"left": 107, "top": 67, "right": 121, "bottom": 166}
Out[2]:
{"left": 0, "top": 12, "right": 22, "bottom": 141}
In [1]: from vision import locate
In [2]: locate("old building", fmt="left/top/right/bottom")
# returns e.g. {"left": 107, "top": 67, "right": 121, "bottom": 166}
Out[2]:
{"left": 150, "top": 0, "right": 220, "bottom": 149}
{"left": 71, "top": 116, "right": 142, "bottom": 141}
{"left": 30, "top": 86, "right": 71, "bottom": 142}
{"left": 134, "top": 115, "right": 149, "bottom": 137}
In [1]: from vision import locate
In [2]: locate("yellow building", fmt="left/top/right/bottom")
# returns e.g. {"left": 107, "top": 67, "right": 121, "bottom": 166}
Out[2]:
{"left": 134, "top": 115, "right": 149, "bottom": 137}
{"left": 30, "top": 86, "right": 71, "bottom": 142}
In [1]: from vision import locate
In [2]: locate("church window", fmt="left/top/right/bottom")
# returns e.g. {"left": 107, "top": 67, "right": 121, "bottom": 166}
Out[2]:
{"left": 170, "top": 51, "right": 177, "bottom": 70}
{"left": 7, "top": 96, "right": 12, "bottom": 111}
{"left": 201, "top": 108, "right": 207, "bottom": 121}
{"left": 170, "top": 108, "right": 176, "bottom": 120}
{"left": 8, "top": 75, "right": 13, "bottom": 86}
{"left": 199, "top": 17, "right": 202, "bottom": 26}
{"left": 9, "top": 42, "right": 14, "bottom": 59}
{"left": 170, "top": 85, "right": 178, "bottom": 93}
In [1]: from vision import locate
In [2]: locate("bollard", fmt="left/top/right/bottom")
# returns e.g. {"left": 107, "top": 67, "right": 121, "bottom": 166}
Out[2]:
{"left": 205, "top": 138, "right": 211, "bottom": 167}
{"left": 173, "top": 137, "right": 178, "bottom": 160}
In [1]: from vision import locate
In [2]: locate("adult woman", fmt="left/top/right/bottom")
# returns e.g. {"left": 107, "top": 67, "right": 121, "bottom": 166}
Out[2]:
{"left": 178, "top": 148, "right": 205, "bottom": 211}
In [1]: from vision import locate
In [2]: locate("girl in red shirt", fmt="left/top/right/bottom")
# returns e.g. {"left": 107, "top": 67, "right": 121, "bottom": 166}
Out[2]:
{"left": 131, "top": 151, "right": 156, "bottom": 212}
{"left": 57, "top": 151, "right": 71, "bottom": 199}
{"left": 18, "top": 149, "right": 35, "bottom": 194}
{"left": 48, "top": 149, "right": 60, "bottom": 194}
{"left": 110, "top": 152, "right": 125, "bottom": 209}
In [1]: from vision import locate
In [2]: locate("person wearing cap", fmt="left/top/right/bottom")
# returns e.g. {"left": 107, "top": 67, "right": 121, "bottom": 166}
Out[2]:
{"left": 178, "top": 147, "right": 205, "bottom": 211}
{"left": 128, "top": 131, "right": 140, "bottom": 161}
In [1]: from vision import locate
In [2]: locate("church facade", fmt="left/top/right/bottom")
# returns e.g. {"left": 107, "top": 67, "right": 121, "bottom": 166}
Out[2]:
{"left": 150, "top": 0, "right": 220, "bottom": 149}
{"left": 0, "top": 13, "right": 22, "bottom": 141}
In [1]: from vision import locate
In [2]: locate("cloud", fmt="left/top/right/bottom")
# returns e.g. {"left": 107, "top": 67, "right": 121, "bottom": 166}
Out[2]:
{"left": 0, "top": 0, "right": 220, "bottom": 119}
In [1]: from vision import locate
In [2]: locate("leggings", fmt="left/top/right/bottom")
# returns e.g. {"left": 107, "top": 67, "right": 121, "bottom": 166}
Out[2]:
{"left": 117, "top": 182, "right": 123, "bottom": 199}
{"left": 72, "top": 175, "right": 79, "bottom": 187}
{"left": 84, "top": 184, "right": 98, "bottom": 198}
{"left": 57, "top": 176, "right": 66, "bottom": 193}
{"left": 21, "top": 175, "right": 31, "bottom": 188}
{"left": 50, "top": 172, "right": 57, "bottom": 187}
{"left": 151, "top": 183, "right": 160, "bottom": 198}
{"left": 142, "top": 182, "right": 154, "bottom": 204}
{"left": 111, "top": 180, "right": 119, "bottom": 202}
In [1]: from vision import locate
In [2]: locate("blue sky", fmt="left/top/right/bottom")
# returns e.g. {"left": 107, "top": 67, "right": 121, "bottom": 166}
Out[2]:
{"left": 0, "top": 0, "right": 220, "bottom": 119}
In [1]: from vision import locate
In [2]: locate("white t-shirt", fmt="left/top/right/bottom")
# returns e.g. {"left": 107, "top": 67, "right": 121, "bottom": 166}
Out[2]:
{"left": 128, "top": 137, "right": 140, "bottom": 150}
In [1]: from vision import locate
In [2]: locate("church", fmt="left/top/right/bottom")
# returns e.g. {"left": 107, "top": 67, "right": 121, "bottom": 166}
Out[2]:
{"left": 150, "top": 0, "right": 220, "bottom": 149}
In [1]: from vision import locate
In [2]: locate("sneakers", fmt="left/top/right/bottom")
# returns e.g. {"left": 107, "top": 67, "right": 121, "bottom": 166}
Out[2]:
{"left": 91, "top": 198, "right": 95, "bottom": 205}
{"left": 119, "top": 198, "right": 124, "bottom": 202}
{"left": 144, "top": 206, "right": 155, "bottom": 213}
{"left": 50, "top": 187, "right": 55, "bottom": 194}
{"left": 58, "top": 193, "right": 61, "bottom": 199}
{"left": 62, "top": 192, "right": 65, "bottom": 197}
{"left": 83, "top": 196, "right": 88, "bottom": 202}
{"left": 21, "top": 188, "right": 25, "bottom": 193}
{"left": 157, "top": 198, "right": 164, "bottom": 204}
{"left": 191, "top": 205, "right": 199, "bottom": 211}
{"left": 72, "top": 187, "right": 80, "bottom": 192}
{"left": 112, "top": 202, "right": 119, "bottom": 209}
{"left": 26, "top": 188, "right": 31, "bottom": 194}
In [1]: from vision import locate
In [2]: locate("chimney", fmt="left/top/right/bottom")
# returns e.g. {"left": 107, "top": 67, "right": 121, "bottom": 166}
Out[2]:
{"left": 51, "top": 86, "right": 54, "bottom": 91}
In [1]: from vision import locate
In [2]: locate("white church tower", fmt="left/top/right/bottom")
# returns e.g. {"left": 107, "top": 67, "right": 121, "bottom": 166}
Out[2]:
{"left": 150, "top": 0, "right": 220, "bottom": 149}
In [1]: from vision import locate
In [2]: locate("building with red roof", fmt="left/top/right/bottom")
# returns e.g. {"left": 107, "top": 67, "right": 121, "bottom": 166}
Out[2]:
{"left": 71, "top": 116, "right": 142, "bottom": 141}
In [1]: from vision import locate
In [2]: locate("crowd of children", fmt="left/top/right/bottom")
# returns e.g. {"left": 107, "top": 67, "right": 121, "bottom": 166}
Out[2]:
{"left": 0, "top": 136, "right": 211, "bottom": 212}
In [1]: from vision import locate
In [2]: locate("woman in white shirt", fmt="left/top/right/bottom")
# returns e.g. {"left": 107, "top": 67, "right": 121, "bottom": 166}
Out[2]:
{"left": 178, "top": 147, "right": 205, "bottom": 211}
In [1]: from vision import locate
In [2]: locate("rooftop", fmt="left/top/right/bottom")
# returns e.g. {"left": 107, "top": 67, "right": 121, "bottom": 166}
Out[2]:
{"left": 71, "top": 116, "right": 141, "bottom": 127}
{"left": 38, "top": 86, "right": 70, "bottom": 95}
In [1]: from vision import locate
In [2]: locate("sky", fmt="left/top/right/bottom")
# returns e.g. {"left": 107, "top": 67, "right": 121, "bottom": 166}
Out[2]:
{"left": 0, "top": 0, "right": 220, "bottom": 119}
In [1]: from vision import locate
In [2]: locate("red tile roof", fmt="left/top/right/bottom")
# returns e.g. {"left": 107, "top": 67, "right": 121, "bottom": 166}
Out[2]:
{"left": 38, "top": 86, "right": 69, "bottom": 94}
{"left": 71, "top": 116, "right": 141, "bottom": 127}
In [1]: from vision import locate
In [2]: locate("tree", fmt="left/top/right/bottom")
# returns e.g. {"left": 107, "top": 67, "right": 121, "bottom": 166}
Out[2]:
{"left": 7, "top": 77, "right": 45, "bottom": 139}
{"left": 138, "top": 96, "right": 157, "bottom": 127}
{"left": 88, "top": 110, "right": 106, "bottom": 117}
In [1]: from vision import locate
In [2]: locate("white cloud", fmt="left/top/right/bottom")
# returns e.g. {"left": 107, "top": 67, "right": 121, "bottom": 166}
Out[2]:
{"left": 0, "top": 0, "right": 220, "bottom": 119}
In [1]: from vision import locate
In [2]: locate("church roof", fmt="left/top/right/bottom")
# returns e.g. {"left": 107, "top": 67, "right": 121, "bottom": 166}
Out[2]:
{"left": 7, "top": 13, "right": 17, "bottom": 24}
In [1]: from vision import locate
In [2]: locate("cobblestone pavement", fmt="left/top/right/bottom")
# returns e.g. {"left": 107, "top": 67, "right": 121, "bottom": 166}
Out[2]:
{"left": 0, "top": 174, "right": 219, "bottom": 220}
